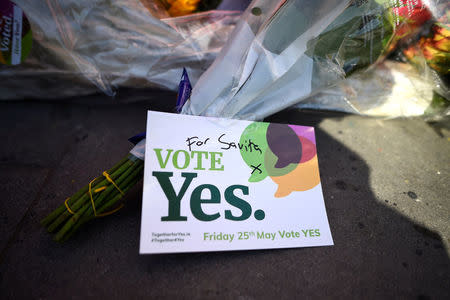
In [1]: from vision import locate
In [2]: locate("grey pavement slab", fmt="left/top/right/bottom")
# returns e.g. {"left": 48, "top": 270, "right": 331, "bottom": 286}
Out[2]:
{"left": 0, "top": 165, "right": 49, "bottom": 251}
{"left": 0, "top": 100, "right": 449, "bottom": 299}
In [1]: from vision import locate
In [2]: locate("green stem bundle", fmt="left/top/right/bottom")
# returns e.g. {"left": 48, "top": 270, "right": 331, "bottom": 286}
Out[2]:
{"left": 41, "top": 154, "right": 144, "bottom": 242}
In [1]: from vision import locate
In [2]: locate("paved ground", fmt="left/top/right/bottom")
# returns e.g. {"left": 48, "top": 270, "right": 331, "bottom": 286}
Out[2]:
{"left": 0, "top": 95, "right": 449, "bottom": 299}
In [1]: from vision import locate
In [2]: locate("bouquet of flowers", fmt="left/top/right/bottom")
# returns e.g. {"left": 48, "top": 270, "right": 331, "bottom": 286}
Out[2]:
{"left": 182, "top": 0, "right": 447, "bottom": 120}
{"left": 396, "top": 1, "right": 449, "bottom": 118}
{"left": 292, "top": 1, "right": 449, "bottom": 117}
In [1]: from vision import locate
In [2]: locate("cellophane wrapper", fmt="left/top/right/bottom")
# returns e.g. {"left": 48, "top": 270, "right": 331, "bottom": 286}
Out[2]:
{"left": 182, "top": 0, "right": 449, "bottom": 120}
{"left": 1, "top": 0, "right": 242, "bottom": 100}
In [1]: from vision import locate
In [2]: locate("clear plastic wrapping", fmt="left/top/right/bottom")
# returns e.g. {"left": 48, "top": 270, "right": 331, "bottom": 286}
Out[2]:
{"left": 182, "top": 0, "right": 448, "bottom": 120}
{"left": 296, "top": 60, "right": 436, "bottom": 117}
{"left": 1, "top": 0, "right": 242, "bottom": 100}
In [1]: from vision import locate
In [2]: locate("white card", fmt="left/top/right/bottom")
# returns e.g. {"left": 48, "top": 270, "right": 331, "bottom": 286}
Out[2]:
{"left": 140, "top": 111, "right": 333, "bottom": 254}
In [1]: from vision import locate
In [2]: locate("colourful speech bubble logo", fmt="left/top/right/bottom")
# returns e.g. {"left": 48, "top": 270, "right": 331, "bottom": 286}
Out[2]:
{"left": 268, "top": 125, "right": 319, "bottom": 197}
{"left": 240, "top": 122, "right": 320, "bottom": 197}
{"left": 239, "top": 122, "right": 269, "bottom": 182}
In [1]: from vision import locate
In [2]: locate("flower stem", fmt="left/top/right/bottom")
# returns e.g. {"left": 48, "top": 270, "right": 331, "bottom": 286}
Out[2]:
{"left": 52, "top": 160, "right": 143, "bottom": 240}
{"left": 44, "top": 157, "right": 135, "bottom": 232}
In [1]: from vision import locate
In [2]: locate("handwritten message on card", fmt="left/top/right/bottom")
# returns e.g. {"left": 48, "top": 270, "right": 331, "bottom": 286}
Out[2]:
{"left": 140, "top": 111, "right": 333, "bottom": 254}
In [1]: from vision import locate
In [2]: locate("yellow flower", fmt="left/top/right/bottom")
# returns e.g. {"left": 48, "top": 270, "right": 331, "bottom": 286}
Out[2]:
{"left": 431, "top": 26, "right": 449, "bottom": 52}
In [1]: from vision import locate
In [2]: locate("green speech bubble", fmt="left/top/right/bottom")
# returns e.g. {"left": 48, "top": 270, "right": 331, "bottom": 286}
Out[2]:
{"left": 239, "top": 122, "right": 269, "bottom": 182}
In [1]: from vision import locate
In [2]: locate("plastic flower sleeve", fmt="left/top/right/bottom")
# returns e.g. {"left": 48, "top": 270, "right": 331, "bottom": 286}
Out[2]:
{"left": 295, "top": 60, "right": 437, "bottom": 117}
{"left": 182, "top": 0, "right": 392, "bottom": 119}
{"left": 182, "top": 0, "right": 446, "bottom": 120}
{"left": 0, "top": 0, "right": 242, "bottom": 100}
{"left": 130, "top": 140, "right": 146, "bottom": 160}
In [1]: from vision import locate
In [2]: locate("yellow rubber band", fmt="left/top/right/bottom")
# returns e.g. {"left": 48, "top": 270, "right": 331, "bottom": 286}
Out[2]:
{"left": 64, "top": 198, "right": 75, "bottom": 215}
{"left": 94, "top": 186, "right": 107, "bottom": 193}
{"left": 65, "top": 172, "right": 125, "bottom": 217}
{"left": 88, "top": 178, "right": 98, "bottom": 216}
{"left": 102, "top": 171, "right": 124, "bottom": 196}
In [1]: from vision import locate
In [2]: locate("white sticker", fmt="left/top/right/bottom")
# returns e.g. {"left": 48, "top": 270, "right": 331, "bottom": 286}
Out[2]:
{"left": 11, "top": 5, "right": 22, "bottom": 65}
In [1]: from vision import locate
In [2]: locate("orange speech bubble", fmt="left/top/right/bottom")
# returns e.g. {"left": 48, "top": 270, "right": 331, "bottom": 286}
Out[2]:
{"left": 271, "top": 154, "right": 321, "bottom": 198}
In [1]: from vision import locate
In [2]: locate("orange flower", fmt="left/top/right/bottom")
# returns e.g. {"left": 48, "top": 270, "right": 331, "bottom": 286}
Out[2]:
{"left": 167, "top": 0, "right": 200, "bottom": 17}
